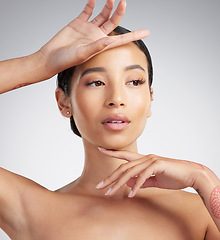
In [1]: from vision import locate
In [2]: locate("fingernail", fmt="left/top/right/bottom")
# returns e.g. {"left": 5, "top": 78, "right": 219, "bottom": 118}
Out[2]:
{"left": 128, "top": 190, "right": 133, "bottom": 198}
{"left": 98, "top": 147, "right": 107, "bottom": 151}
{"left": 105, "top": 187, "right": 112, "bottom": 195}
{"left": 96, "top": 181, "right": 104, "bottom": 189}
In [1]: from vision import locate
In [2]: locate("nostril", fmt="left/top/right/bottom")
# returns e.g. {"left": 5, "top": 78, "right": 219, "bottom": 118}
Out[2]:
{"left": 107, "top": 102, "right": 125, "bottom": 107}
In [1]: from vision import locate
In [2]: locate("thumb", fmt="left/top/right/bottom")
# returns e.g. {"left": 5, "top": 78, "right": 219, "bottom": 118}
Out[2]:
{"left": 77, "top": 37, "right": 117, "bottom": 63}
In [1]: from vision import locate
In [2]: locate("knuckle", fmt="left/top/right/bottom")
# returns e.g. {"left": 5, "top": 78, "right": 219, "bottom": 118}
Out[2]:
{"left": 100, "top": 24, "right": 108, "bottom": 34}
{"left": 85, "top": 4, "right": 93, "bottom": 13}
{"left": 138, "top": 156, "right": 147, "bottom": 163}
{"left": 125, "top": 167, "right": 137, "bottom": 178}
{"left": 153, "top": 159, "right": 164, "bottom": 167}
{"left": 92, "top": 17, "right": 99, "bottom": 24}
{"left": 105, "top": 3, "right": 112, "bottom": 11}
{"left": 118, "top": 163, "right": 127, "bottom": 171}
{"left": 123, "top": 168, "right": 133, "bottom": 178}
{"left": 138, "top": 172, "right": 147, "bottom": 181}
{"left": 148, "top": 154, "right": 159, "bottom": 161}
{"left": 100, "top": 12, "right": 105, "bottom": 19}
{"left": 109, "top": 18, "right": 115, "bottom": 26}
{"left": 124, "top": 168, "right": 131, "bottom": 174}
{"left": 105, "top": 176, "right": 112, "bottom": 183}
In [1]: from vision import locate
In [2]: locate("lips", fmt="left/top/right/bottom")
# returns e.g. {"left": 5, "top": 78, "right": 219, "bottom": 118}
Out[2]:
{"left": 102, "top": 114, "right": 130, "bottom": 131}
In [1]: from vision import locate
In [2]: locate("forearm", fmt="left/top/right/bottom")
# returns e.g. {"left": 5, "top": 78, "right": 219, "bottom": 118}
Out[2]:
{"left": 0, "top": 51, "right": 51, "bottom": 94}
{"left": 194, "top": 168, "right": 220, "bottom": 231}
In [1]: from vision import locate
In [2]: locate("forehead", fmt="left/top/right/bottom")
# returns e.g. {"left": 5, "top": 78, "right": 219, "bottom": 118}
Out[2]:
{"left": 75, "top": 43, "right": 148, "bottom": 76}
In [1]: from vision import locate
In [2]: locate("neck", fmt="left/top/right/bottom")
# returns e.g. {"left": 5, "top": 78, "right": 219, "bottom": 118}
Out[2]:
{"left": 74, "top": 138, "right": 138, "bottom": 200}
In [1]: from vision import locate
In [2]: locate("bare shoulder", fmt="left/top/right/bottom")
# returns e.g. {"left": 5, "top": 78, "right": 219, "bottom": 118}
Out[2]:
{"left": 0, "top": 166, "right": 50, "bottom": 203}
{"left": 0, "top": 166, "right": 47, "bottom": 190}
{"left": 145, "top": 188, "right": 210, "bottom": 220}
{"left": 138, "top": 188, "right": 210, "bottom": 237}
{"left": 169, "top": 189, "right": 220, "bottom": 240}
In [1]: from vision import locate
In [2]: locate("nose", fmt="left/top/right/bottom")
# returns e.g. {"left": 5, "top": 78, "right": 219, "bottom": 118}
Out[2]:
{"left": 105, "top": 86, "right": 126, "bottom": 108}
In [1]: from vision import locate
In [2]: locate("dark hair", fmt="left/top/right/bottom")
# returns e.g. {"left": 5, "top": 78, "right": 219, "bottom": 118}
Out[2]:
{"left": 57, "top": 26, "right": 153, "bottom": 138}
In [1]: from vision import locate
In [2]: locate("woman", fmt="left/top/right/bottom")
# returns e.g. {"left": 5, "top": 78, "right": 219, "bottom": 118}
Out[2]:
{"left": 0, "top": 0, "right": 219, "bottom": 239}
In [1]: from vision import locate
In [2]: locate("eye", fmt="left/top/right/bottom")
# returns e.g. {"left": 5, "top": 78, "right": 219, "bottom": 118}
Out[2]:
{"left": 86, "top": 81, "right": 105, "bottom": 87}
{"left": 127, "top": 79, "right": 146, "bottom": 86}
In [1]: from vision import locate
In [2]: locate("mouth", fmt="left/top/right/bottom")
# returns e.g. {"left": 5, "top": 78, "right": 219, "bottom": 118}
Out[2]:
{"left": 102, "top": 114, "right": 130, "bottom": 131}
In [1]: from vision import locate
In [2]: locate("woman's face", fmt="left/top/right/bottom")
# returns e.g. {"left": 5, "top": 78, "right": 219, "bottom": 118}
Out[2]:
{"left": 69, "top": 43, "right": 153, "bottom": 150}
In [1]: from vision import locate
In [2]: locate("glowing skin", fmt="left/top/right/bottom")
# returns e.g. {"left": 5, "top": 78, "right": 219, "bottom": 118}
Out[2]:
{"left": 55, "top": 42, "right": 220, "bottom": 237}
{"left": 210, "top": 186, "right": 220, "bottom": 219}
{"left": 70, "top": 43, "right": 152, "bottom": 151}
{"left": 55, "top": 43, "right": 153, "bottom": 199}
{"left": 1, "top": 0, "right": 220, "bottom": 237}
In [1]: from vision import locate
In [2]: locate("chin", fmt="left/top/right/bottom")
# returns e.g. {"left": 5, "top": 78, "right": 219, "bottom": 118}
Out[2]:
{"left": 96, "top": 133, "right": 140, "bottom": 151}
{"left": 82, "top": 124, "right": 145, "bottom": 151}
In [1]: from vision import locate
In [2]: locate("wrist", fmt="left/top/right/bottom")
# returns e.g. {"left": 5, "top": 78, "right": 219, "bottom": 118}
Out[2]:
{"left": 193, "top": 166, "right": 219, "bottom": 191}
{"left": 33, "top": 50, "right": 53, "bottom": 80}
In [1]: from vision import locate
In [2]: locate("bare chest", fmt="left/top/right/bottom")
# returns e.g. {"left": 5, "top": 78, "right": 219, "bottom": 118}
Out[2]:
{"left": 24, "top": 197, "right": 203, "bottom": 240}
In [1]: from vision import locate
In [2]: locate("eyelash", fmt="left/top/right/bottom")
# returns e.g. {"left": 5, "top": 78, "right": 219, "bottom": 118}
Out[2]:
{"left": 86, "top": 79, "right": 146, "bottom": 87}
{"left": 127, "top": 79, "right": 146, "bottom": 86}
{"left": 86, "top": 81, "right": 104, "bottom": 87}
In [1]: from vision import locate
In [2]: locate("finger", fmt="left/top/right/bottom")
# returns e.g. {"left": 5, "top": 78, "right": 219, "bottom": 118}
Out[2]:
{"left": 78, "top": 0, "right": 96, "bottom": 22}
{"left": 129, "top": 173, "right": 156, "bottom": 198}
{"left": 91, "top": 0, "right": 114, "bottom": 26}
{"left": 100, "top": 0, "right": 126, "bottom": 34}
{"left": 126, "top": 176, "right": 156, "bottom": 188}
{"left": 105, "top": 29, "right": 150, "bottom": 49}
{"left": 141, "top": 176, "right": 158, "bottom": 188}
{"left": 130, "top": 162, "right": 165, "bottom": 197}
{"left": 96, "top": 159, "right": 147, "bottom": 190}
{"left": 105, "top": 161, "right": 151, "bottom": 196}
{"left": 126, "top": 177, "right": 137, "bottom": 188}
{"left": 98, "top": 147, "right": 144, "bottom": 161}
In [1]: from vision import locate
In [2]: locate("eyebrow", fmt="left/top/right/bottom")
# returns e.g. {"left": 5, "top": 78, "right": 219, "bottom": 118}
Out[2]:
{"left": 81, "top": 67, "right": 106, "bottom": 78}
{"left": 80, "top": 64, "right": 146, "bottom": 78}
{"left": 125, "top": 65, "right": 146, "bottom": 72}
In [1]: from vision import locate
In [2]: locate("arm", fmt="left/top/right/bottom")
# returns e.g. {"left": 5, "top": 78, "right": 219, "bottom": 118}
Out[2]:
{"left": 0, "top": 167, "right": 36, "bottom": 238}
{"left": 0, "top": 0, "right": 149, "bottom": 95}
{"left": 0, "top": 0, "right": 150, "bottom": 235}
{"left": 0, "top": 52, "right": 47, "bottom": 94}
{"left": 193, "top": 168, "right": 220, "bottom": 239}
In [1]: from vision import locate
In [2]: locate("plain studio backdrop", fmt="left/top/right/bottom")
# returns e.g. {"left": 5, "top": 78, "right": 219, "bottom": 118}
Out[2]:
{"left": 0, "top": 0, "right": 220, "bottom": 238}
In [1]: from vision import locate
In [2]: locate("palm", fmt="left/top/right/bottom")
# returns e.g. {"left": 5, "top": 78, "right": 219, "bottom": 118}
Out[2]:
{"left": 39, "top": 0, "right": 149, "bottom": 78}
{"left": 69, "top": 19, "right": 106, "bottom": 43}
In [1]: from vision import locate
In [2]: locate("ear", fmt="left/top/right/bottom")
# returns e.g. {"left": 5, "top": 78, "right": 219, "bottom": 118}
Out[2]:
{"left": 147, "top": 87, "right": 154, "bottom": 118}
{"left": 55, "top": 87, "right": 72, "bottom": 118}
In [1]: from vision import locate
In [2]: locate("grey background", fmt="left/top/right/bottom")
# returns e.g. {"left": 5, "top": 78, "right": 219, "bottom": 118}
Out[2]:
{"left": 0, "top": 0, "right": 219, "bottom": 238}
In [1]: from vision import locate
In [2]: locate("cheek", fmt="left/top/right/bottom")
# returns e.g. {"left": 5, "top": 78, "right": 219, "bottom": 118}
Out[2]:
{"left": 128, "top": 90, "right": 151, "bottom": 134}
{"left": 71, "top": 89, "right": 101, "bottom": 136}
{"left": 129, "top": 90, "right": 150, "bottom": 117}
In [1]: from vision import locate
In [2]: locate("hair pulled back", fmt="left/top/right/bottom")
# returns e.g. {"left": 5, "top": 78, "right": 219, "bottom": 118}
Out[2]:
{"left": 57, "top": 26, "right": 153, "bottom": 138}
